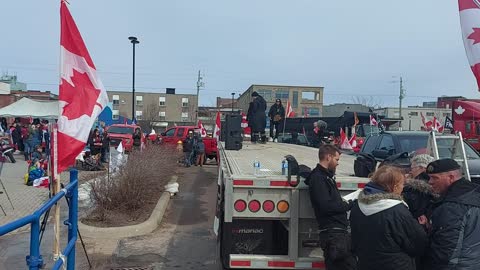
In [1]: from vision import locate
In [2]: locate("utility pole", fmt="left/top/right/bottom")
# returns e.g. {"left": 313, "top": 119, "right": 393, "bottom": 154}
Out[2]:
{"left": 398, "top": 76, "right": 406, "bottom": 131}
{"left": 195, "top": 70, "right": 204, "bottom": 123}
{"left": 231, "top": 92, "right": 235, "bottom": 112}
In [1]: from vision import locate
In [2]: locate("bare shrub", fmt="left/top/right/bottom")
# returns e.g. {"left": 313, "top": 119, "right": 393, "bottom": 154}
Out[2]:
{"left": 89, "top": 144, "right": 180, "bottom": 221}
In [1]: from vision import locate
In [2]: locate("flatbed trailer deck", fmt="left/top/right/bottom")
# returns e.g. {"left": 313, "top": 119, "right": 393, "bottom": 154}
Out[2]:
{"left": 215, "top": 142, "right": 368, "bottom": 269}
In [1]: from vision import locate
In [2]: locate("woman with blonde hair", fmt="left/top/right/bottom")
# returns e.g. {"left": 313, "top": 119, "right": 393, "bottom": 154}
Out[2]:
{"left": 350, "top": 166, "right": 427, "bottom": 270}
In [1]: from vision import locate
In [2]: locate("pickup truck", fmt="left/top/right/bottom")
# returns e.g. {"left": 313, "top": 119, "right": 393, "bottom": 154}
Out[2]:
{"left": 106, "top": 124, "right": 145, "bottom": 152}
{"left": 159, "top": 125, "right": 218, "bottom": 162}
{"left": 359, "top": 131, "right": 480, "bottom": 183}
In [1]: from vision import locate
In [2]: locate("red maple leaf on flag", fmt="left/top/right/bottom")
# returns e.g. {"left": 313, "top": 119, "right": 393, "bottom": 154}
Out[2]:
{"left": 60, "top": 70, "right": 102, "bottom": 120}
{"left": 467, "top": 27, "right": 480, "bottom": 45}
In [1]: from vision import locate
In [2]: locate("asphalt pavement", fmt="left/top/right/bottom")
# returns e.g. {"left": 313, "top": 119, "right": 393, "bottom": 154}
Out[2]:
{"left": 100, "top": 163, "right": 220, "bottom": 270}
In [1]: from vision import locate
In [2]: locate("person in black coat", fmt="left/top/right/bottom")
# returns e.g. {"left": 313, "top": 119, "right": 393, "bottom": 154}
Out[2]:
{"left": 11, "top": 123, "right": 21, "bottom": 151}
{"left": 424, "top": 159, "right": 480, "bottom": 270}
{"left": 305, "top": 145, "right": 356, "bottom": 270}
{"left": 268, "top": 99, "right": 285, "bottom": 141}
{"left": 350, "top": 165, "right": 428, "bottom": 270}
{"left": 248, "top": 91, "right": 267, "bottom": 143}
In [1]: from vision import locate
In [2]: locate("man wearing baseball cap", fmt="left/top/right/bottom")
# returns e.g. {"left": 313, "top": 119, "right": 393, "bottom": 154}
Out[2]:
{"left": 424, "top": 158, "right": 480, "bottom": 269}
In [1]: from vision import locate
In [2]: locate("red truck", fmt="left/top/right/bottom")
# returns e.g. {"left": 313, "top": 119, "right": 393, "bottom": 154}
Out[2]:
{"left": 451, "top": 100, "right": 480, "bottom": 151}
{"left": 159, "top": 125, "right": 218, "bottom": 162}
{"left": 106, "top": 124, "right": 145, "bottom": 152}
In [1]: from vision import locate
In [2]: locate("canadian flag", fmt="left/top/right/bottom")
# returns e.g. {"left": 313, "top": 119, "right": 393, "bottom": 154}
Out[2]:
{"left": 459, "top": 0, "right": 480, "bottom": 90}
{"left": 340, "top": 128, "right": 352, "bottom": 150}
{"left": 57, "top": 1, "right": 109, "bottom": 173}
{"left": 241, "top": 112, "right": 251, "bottom": 136}
{"left": 213, "top": 111, "right": 221, "bottom": 141}
{"left": 286, "top": 101, "right": 295, "bottom": 118}
{"left": 370, "top": 115, "right": 378, "bottom": 126}
{"left": 432, "top": 117, "right": 445, "bottom": 132}
{"left": 349, "top": 126, "right": 357, "bottom": 148}
{"left": 197, "top": 119, "right": 207, "bottom": 137}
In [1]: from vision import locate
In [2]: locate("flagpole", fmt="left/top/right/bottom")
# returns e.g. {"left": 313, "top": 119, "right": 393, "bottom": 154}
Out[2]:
{"left": 52, "top": 126, "right": 61, "bottom": 260}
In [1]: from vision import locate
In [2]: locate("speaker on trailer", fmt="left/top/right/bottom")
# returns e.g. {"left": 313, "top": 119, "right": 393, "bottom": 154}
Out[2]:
{"left": 220, "top": 121, "right": 226, "bottom": 142}
{"left": 225, "top": 114, "right": 243, "bottom": 150}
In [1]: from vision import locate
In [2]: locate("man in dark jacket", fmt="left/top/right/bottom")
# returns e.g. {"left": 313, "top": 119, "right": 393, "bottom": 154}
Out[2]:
{"left": 248, "top": 91, "right": 267, "bottom": 143}
{"left": 305, "top": 145, "right": 356, "bottom": 270}
{"left": 268, "top": 99, "right": 285, "bottom": 142}
{"left": 424, "top": 158, "right": 480, "bottom": 270}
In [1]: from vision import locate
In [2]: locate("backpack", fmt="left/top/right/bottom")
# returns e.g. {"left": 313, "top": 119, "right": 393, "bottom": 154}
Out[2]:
{"left": 354, "top": 153, "right": 377, "bottom": 177}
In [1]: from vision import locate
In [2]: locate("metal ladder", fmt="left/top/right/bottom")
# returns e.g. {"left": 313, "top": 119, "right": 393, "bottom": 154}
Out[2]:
{"left": 427, "top": 131, "right": 470, "bottom": 181}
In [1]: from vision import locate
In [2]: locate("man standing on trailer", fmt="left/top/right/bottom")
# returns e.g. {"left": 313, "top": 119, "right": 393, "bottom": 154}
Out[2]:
{"left": 248, "top": 91, "right": 267, "bottom": 143}
{"left": 305, "top": 145, "right": 356, "bottom": 270}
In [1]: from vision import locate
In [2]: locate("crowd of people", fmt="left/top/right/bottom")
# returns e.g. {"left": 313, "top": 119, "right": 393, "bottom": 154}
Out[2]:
{"left": 182, "top": 130, "right": 205, "bottom": 167}
{"left": 306, "top": 144, "right": 480, "bottom": 270}
{"left": 7, "top": 120, "right": 50, "bottom": 161}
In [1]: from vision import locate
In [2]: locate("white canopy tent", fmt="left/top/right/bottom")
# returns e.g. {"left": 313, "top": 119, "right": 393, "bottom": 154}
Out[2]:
{"left": 0, "top": 97, "right": 59, "bottom": 119}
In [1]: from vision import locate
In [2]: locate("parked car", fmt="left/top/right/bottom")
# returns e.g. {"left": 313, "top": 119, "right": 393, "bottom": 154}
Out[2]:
{"left": 359, "top": 131, "right": 480, "bottom": 183}
{"left": 159, "top": 126, "right": 218, "bottom": 162}
{"left": 106, "top": 124, "right": 145, "bottom": 152}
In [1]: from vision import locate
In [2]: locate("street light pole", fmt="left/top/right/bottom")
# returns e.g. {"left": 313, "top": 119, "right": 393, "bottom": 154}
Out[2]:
{"left": 398, "top": 76, "right": 405, "bottom": 131}
{"left": 231, "top": 92, "right": 235, "bottom": 113}
{"left": 128, "top": 36, "right": 140, "bottom": 122}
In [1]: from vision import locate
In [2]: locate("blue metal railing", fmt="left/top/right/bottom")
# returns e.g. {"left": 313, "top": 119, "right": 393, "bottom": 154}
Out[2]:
{"left": 0, "top": 169, "right": 79, "bottom": 270}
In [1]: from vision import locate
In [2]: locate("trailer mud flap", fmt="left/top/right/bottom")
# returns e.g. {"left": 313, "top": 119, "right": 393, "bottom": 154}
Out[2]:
{"left": 222, "top": 220, "right": 288, "bottom": 256}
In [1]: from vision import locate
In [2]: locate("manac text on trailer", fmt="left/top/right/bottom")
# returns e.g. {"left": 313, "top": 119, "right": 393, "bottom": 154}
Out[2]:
{"left": 214, "top": 142, "right": 368, "bottom": 269}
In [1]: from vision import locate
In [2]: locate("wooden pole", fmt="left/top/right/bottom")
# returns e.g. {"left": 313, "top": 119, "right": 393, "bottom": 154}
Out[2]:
{"left": 52, "top": 126, "right": 61, "bottom": 259}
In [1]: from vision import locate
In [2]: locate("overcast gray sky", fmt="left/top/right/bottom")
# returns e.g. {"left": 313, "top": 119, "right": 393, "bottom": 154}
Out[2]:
{"left": 1, "top": 1, "right": 479, "bottom": 107}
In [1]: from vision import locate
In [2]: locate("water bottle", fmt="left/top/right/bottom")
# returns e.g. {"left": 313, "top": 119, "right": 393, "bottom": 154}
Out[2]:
{"left": 282, "top": 158, "right": 288, "bottom": 175}
{"left": 253, "top": 158, "right": 260, "bottom": 176}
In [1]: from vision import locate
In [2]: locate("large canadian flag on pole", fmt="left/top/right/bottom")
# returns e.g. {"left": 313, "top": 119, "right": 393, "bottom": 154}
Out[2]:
{"left": 459, "top": 0, "right": 480, "bottom": 90}
{"left": 57, "top": 1, "right": 109, "bottom": 173}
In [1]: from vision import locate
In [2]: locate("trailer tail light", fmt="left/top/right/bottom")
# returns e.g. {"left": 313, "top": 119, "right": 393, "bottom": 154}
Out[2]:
{"left": 277, "top": 200, "right": 289, "bottom": 213}
{"left": 248, "top": 200, "right": 261, "bottom": 213}
{"left": 234, "top": 200, "right": 247, "bottom": 212}
{"left": 262, "top": 200, "right": 275, "bottom": 213}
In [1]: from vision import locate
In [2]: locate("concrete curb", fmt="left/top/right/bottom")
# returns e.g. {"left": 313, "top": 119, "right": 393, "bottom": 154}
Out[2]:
{"left": 78, "top": 176, "right": 177, "bottom": 239}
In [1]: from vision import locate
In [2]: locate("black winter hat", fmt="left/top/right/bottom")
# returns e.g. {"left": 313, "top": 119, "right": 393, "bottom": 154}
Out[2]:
{"left": 426, "top": 158, "right": 461, "bottom": 174}
{"left": 251, "top": 91, "right": 259, "bottom": 97}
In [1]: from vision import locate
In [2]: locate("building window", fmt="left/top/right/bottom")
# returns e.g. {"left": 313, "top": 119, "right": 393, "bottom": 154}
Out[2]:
{"left": 182, "top": 98, "right": 189, "bottom": 107}
{"left": 409, "top": 112, "right": 418, "bottom": 116}
{"left": 112, "top": 95, "right": 120, "bottom": 105}
{"left": 426, "top": 112, "right": 434, "bottom": 117}
{"left": 256, "top": 89, "right": 273, "bottom": 101}
{"left": 159, "top": 111, "right": 166, "bottom": 117}
{"left": 135, "top": 110, "right": 143, "bottom": 120}
{"left": 159, "top": 96, "right": 166, "bottom": 106}
{"left": 136, "top": 96, "right": 143, "bottom": 106}
{"left": 292, "top": 91, "right": 298, "bottom": 108}
{"left": 181, "top": 112, "right": 189, "bottom": 122}
{"left": 275, "top": 90, "right": 289, "bottom": 100}
{"left": 112, "top": 109, "right": 119, "bottom": 120}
